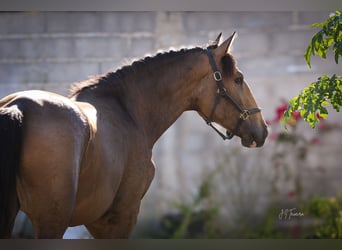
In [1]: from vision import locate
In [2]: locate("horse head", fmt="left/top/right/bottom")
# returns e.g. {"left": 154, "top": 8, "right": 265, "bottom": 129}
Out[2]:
{"left": 195, "top": 32, "right": 268, "bottom": 147}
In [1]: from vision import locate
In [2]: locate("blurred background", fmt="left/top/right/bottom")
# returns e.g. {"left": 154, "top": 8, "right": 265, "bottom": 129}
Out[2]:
{"left": 1, "top": 11, "right": 341, "bottom": 238}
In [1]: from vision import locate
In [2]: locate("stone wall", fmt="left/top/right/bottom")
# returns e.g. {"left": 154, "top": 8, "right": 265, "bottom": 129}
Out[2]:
{"left": 1, "top": 12, "right": 341, "bottom": 238}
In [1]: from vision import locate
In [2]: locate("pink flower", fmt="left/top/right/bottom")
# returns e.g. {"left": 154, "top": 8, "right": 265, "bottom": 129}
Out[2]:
{"left": 271, "top": 103, "right": 301, "bottom": 127}
{"left": 274, "top": 104, "right": 288, "bottom": 122}
{"left": 288, "top": 191, "right": 296, "bottom": 198}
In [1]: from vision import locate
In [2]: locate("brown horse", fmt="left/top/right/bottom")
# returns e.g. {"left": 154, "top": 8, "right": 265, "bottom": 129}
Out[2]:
{"left": 0, "top": 32, "right": 268, "bottom": 238}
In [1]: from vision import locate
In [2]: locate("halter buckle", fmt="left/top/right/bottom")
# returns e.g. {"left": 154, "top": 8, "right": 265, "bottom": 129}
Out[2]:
{"left": 240, "top": 110, "right": 250, "bottom": 120}
{"left": 213, "top": 71, "right": 222, "bottom": 81}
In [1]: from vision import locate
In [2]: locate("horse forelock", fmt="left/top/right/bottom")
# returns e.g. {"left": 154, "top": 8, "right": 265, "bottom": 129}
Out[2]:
{"left": 69, "top": 47, "right": 205, "bottom": 97}
{"left": 221, "top": 53, "right": 237, "bottom": 77}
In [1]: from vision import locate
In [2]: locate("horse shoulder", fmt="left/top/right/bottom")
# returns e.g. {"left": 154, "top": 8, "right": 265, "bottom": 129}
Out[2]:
{"left": 70, "top": 100, "right": 131, "bottom": 225}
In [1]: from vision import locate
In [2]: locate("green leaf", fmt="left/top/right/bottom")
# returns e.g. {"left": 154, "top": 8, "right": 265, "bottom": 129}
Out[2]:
{"left": 284, "top": 75, "right": 342, "bottom": 129}
{"left": 334, "top": 41, "right": 342, "bottom": 64}
{"left": 304, "top": 44, "right": 313, "bottom": 68}
{"left": 305, "top": 11, "right": 342, "bottom": 64}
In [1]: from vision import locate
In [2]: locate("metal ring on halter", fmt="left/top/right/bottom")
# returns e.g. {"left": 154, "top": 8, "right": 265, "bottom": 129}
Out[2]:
{"left": 213, "top": 71, "right": 222, "bottom": 81}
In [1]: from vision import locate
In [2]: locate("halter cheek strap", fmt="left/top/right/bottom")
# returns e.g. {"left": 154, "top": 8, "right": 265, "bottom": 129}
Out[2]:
{"left": 203, "top": 49, "right": 261, "bottom": 140}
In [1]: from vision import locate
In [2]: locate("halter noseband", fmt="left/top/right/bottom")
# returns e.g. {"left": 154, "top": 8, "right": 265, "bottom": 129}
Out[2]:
{"left": 203, "top": 49, "right": 261, "bottom": 140}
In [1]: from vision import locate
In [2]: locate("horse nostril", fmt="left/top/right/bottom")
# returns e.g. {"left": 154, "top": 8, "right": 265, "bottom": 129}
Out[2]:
{"left": 254, "top": 125, "right": 268, "bottom": 147}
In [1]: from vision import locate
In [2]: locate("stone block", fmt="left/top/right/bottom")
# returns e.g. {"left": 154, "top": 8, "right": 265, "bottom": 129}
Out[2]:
{"left": 270, "top": 29, "right": 314, "bottom": 55}
{"left": 237, "top": 55, "right": 308, "bottom": 77}
{"left": 0, "top": 39, "right": 16, "bottom": 59}
{"left": 182, "top": 12, "right": 237, "bottom": 34}
{"left": 183, "top": 33, "right": 210, "bottom": 48}
{"left": 46, "top": 62, "right": 100, "bottom": 83}
{"left": 73, "top": 36, "right": 129, "bottom": 59}
{"left": 0, "top": 12, "right": 45, "bottom": 34}
{"left": 297, "top": 11, "right": 331, "bottom": 26}
{"left": 0, "top": 63, "right": 47, "bottom": 84}
{"left": 99, "top": 59, "right": 125, "bottom": 74}
{"left": 45, "top": 12, "right": 101, "bottom": 33}
{"left": 182, "top": 12, "right": 293, "bottom": 34}
{"left": 101, "top": 12, "right": 156, "bottom": 33}
{"left": 233, "top": 12, "right": 293, "bottom": 30}
{"left": 130, "top": 37, "right": 156, "bottom": 57}
{"left": 2, "top": 36, "right": 130, "bottom": 61}
{"left": 233, "top": 31, "right": 272, "bottom": 57}
{"left": 0, "top": 38, "right": 44, "bottom": 60}
{"left": 41, "top": 37, "right": 76, "bottom": 59}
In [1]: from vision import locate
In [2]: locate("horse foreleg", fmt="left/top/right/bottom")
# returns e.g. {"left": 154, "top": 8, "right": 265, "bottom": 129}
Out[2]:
{"left": 27, "top": 195, "right": 75, "bottom": 239}
{"left": 85, "top": 153, "right": 155, "bottom": 239}
{"left": 85, "top": 202, "right": 141, "bottom": 239}
{"left": 31, "top": 223, "right": 67, "bottom": 239}
{"left": 85, "top": 168, "right": 154, "bottom": 238}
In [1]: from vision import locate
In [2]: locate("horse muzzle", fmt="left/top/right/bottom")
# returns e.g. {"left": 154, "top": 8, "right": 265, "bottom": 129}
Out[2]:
{"left": 240, "top": 124, "right": 268, "bottom": 148}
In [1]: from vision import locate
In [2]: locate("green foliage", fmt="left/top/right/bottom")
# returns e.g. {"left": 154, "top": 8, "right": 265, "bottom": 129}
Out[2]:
{"left": 240, "top": 205, "right": 286, "bottom": 238}
{"left": 304, "top": 191, "right": 342, "bottom": 238}
{"left": 305, "top": 11, "right": 342, "bottom": 67}
{"left": 160, "top": 169, "right": 220, "bottom": 238}
{"left": 153, "top": 160, "right": 342, "bottom": 239}
{"left": 285, "top": 74, "right": 342, "bottom": 128}
{"left": 285, "top": 11, "right": 342, "bottom": 128}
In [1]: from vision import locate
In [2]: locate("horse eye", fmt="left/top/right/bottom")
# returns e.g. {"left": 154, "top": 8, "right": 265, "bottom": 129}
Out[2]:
{"left": 235, "top": 76, "right": 244, "bottom": 85}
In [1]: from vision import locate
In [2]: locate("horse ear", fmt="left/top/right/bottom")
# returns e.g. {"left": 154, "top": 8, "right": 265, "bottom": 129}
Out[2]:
{"left": 212, "top": 32, "right": 222, "bottom": 46}
{"left": 214, "top": 31, "right": 236, "bottom": 56}
{"left": 207, "top": 32, "right": 222, "bottom": 49}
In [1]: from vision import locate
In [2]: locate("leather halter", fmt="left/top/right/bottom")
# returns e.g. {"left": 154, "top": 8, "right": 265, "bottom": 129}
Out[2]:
{"left": 203, "top": 49, "right": 261, "bottom": 140}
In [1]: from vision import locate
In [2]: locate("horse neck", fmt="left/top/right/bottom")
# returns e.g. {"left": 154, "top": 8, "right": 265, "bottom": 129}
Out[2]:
{"left": 124, "top": 50, "right": 207, "bottom": 148}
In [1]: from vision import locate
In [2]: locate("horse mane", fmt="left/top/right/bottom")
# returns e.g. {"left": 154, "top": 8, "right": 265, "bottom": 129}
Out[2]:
{"left": 69, "top": 47, "right": 205, "bottom": 97}
{"left": 69, "top": 45, "right": 237, "bottom": 97}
